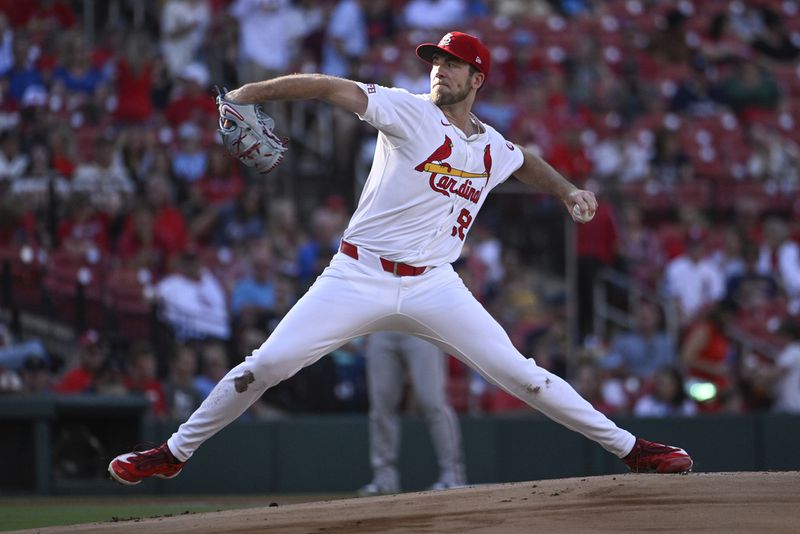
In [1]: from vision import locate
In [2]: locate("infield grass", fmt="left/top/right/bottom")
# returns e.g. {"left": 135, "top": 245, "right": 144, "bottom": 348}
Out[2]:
{"left": 0, "top": 494, "right": 340, "bottom": 532}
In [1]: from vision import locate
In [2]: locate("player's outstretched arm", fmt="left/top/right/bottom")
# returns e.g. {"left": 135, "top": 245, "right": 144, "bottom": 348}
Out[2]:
{"left": 512, "top": 144, "right": 597, "bottom": 223}
{"left": 223, "top": 74, "right": 368, "bottom": 116}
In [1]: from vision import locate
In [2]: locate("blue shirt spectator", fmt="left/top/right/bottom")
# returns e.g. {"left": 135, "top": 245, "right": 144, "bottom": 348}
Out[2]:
{"left": 52, "top": 65, "right": 106, "bottom": 94}
{"left": 601, "top": 302, "right": 676, "bottom": 379}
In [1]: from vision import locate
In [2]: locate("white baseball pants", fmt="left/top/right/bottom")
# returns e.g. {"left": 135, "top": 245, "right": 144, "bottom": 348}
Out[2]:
{"left": 168, "top": 251, "right": 636, "bottom": 462}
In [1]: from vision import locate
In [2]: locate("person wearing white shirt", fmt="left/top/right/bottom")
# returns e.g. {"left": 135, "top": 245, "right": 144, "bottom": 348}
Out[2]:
{"left": 663, "top": 234, "right": 725, "bottom": 324}
{"left": 160, "top": 0, "right": 211, "bottom": 77}
{"left": 757, "top": 217, "right": 800, "bottom": 307}
{"left": 156, "top": 249, "right": 230, "bottom": 341}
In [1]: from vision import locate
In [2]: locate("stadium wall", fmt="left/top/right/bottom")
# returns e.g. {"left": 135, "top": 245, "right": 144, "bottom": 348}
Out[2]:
{"left": 1, "top": 398, "right": 798, "bottom": 494}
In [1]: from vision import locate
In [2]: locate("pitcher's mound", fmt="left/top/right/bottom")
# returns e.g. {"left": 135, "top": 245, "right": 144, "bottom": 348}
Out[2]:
{"left": 38, "top": 472, "right": 800, "bottom": 533}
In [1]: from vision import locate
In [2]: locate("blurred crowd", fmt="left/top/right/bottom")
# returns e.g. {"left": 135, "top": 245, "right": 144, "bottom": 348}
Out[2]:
{"left": 0, "top": 0, "right": 799, "bottom": 420}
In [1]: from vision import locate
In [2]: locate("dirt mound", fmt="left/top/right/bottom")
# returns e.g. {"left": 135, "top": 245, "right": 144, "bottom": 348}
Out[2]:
{"left": 28, "top": 472, "right": 800, "bottom": 533}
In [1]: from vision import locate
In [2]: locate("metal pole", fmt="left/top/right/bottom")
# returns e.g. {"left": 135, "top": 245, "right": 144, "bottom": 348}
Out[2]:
{"left": 564, "top": 213, "right": 578, "bottom": 378}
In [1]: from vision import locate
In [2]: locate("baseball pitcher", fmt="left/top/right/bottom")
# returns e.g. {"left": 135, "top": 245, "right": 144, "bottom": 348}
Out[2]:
{"left": 109, "top": 32, "right": 692, "bottom": 485}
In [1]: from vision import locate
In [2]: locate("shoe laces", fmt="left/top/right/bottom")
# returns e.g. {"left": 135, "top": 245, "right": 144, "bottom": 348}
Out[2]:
{"left": 129, "top": 443, "right": 177, "bottom": 468}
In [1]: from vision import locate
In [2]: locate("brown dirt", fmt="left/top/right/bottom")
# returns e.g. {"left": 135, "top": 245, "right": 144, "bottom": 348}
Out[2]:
{"left": 24, "top": 472, "right": 800, "bottom": 533}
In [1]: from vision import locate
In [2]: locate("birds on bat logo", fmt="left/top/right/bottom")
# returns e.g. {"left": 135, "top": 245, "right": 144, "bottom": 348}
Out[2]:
{"left": 415, "top": 135, "right": 491, "bottom": 204}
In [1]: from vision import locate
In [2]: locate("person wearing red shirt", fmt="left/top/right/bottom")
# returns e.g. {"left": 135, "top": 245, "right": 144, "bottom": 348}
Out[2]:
{"left": 680, "top": 300, "right": 736, "bottom": 412}
{"left": 114, "top": 35, "right": 154, "bottom": 124}
{"left": 54, "top": 329, "right": 104, "bottom": 394}
{"left": 164, "top": 63, "right": 217, "bottom": 128}
{"left": 124, "top": 343, "right": 168, "bottom": 419}
{"left": 576, "top": 194, "right": 619, "bottom": 340}
{"left": 57, "top": 193, "right": 111, "bottom": 256}
{"left": 194, "top": 147, "right": 244, "bottom": 207}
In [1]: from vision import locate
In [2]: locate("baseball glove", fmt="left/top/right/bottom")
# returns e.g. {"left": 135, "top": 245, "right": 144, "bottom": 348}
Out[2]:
{"left": 216, "top": 87, "right": 288, "bottom": 174}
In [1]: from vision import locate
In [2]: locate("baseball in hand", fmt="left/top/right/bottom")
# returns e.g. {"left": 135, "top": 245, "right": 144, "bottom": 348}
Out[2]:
{"left": 572, "top": 204, "right": 594, "bottom": 223}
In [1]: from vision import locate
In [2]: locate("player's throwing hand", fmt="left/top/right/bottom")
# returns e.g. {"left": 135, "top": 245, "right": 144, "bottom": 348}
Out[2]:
{"left": 566, "top": 189, "right": 596, "bottom": 223}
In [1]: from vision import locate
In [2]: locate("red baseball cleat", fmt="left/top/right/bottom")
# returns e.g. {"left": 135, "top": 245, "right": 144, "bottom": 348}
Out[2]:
{"left": 108, "top": 443, "right": 185, "bottom": 485}
{"left": 622, "top": 438, "right": 693, "bottom": 474}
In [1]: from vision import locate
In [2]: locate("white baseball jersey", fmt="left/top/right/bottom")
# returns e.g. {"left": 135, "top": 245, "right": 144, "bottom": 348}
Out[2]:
{"left": 343, "top": 83, "right": 524, "bottom": 267}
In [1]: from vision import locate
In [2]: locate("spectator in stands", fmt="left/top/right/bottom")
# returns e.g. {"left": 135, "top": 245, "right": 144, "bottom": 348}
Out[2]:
{"left": 0, "top": 323, "right": 48, "bottom": 371}
{"left": 679, "top": 299, "right": 736, "bottom": 412}
{"left": 711, "top": 227, "right": 746, "bottom": 282}
{"left": 0, "top": 14, "right": 13, "bottom": 77}
{"left": 362, "top": 0, "right": 398, "bottom": 45}
{"left": 19, "top": 354, "right": 53, "bottom": 395}
{"left": 27, "top": 0, "right": 77, "bottom": 32}
{"left": 156, "top": 246, "right": 230, "bottom": 341}
{"left": 124, "top": 342, "right": 167, "bottom": 419}
{"left": 719, "top": 60, "right": 781, "bottom": 118}
{"left": 0, "top": 128, "right": 29, "bottom": 180}
{"left": 590, "top": 127, "right": 650, "bottom": 184}
{"left": 6, "top": 36, "right": 44, "bottom": 104}
{"left": 669, "top": 58, "right": 721, "bottom": 116}
{"left": 616, "top": 203, "right": 664, "bottom": 287}
{"left": 266, "top": 272, "right": 298, "bottom": 334}
{"left": 601, "top": 301, "right": 676, "bottom": 381}
{"left": 54, "top": 329, "right": 105, "bottom": 394}
{"left": 163, "top": 344, "right": 203, "bottom": 421}
{"left": 215, "top": 183, "right": 268, "bottom": 247}
{"left": 392, "top": 54, "right": 430, "bottom": 95}
{"left": 571, "top": 360, "right": 623, "bottom": 416}
{"left": 47, "top": 124, "right": 77, "bottom": 179}
{"left": 725, "top": 241, "right": 778, "bottom": 308}
{"left": 25, "top": 143, "right": 55, "bottom": 181}
{"left": 575, "top": 182, "right": 618, "bottom": 339}
{"left": 56, "top": 191, "right": 111, "bottom": 257}
{"left": 647, "top": 8, "right": 692, "bottom": 65}
{"left": 699, "top": 12, "right": 749, "bottom": 65}
{"left": 71, "top": 135, "right": 134, "bottom": 215}
{"left": 296, "top": 207, "right": 342, "bottom": 288}
{"left": 649, "top": 128, "right": 692, "bottom": 185}
{"left": 117, "top": 201, "right": 171, "bottom": 271}
{"left": 757, "top": 217, "right": 800, "bottom": 307}
{"left": 171, "top": 122, "right": 208, "bottom": 185}
{"left": 118, "top": 125, "right": 156, "bottom": 184}
{"left": 747, "top": 124, "right": 800, "bottom": 188}
{"left": 663, "top": 230, "right": 725, "bottom": 326}
{"left": 0, "top": 366, "right": 21, "bottom": 393}
{"left": 757, "top": 319, "right": 800, "bottom": 413}
{"left": 403, "top": 0, "right": 466, "bottom": 30}
{"left": 143, "top": 175, "right": 188, "bottom": 264}
{"left": 546, "top": 123, "right": 593, "bottom": 186}
{"left": 164, "top": 62, "right": 217, "bottom": 128}
{"left": 194, "top": 340, "right": 230, "bottom": 400}
{"left": 231, "top": 248, "right": 277, "bottom": 327}
{"left": 159, "top": 0, "right": 211, "bottom": 78}
{"left": 92, "top": 356, "right": 128, "bottom": 396}
{"left": 230, "top": 0, "right": 309, "bottom": 81}
{"left": 113, "top": 33, "right": 155, "bottom": 124}
{"left": 633, "top": 366, "right": 697, "bottom": 417}
{"left": 322, "top": 0, "right": 367, "bottom": 78}
{"left": 52, "top": 32, "right": 107, "bottom": 96}
{"left": 181, "top": 177, "right": 221, "bottom": 246}
{"left": 194, "top": 146, "right": 244, "bottom": 208}
{"left": 750, "top": 7, "right": 800, "bottom": 64}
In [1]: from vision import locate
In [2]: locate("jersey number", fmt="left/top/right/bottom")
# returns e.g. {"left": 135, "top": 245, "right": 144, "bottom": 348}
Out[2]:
{"left": 451, "top": 208, "right": 473, "bottom": 241}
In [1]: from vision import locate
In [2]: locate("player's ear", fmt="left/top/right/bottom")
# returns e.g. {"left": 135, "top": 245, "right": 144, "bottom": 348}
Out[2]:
{"left": 472, "top": 72, "right": 485, "bottom": 91}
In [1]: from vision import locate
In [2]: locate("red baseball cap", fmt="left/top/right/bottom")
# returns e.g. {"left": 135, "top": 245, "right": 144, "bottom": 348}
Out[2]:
{"left": 416, "top": 31, "right": 491, "bottom": 79}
